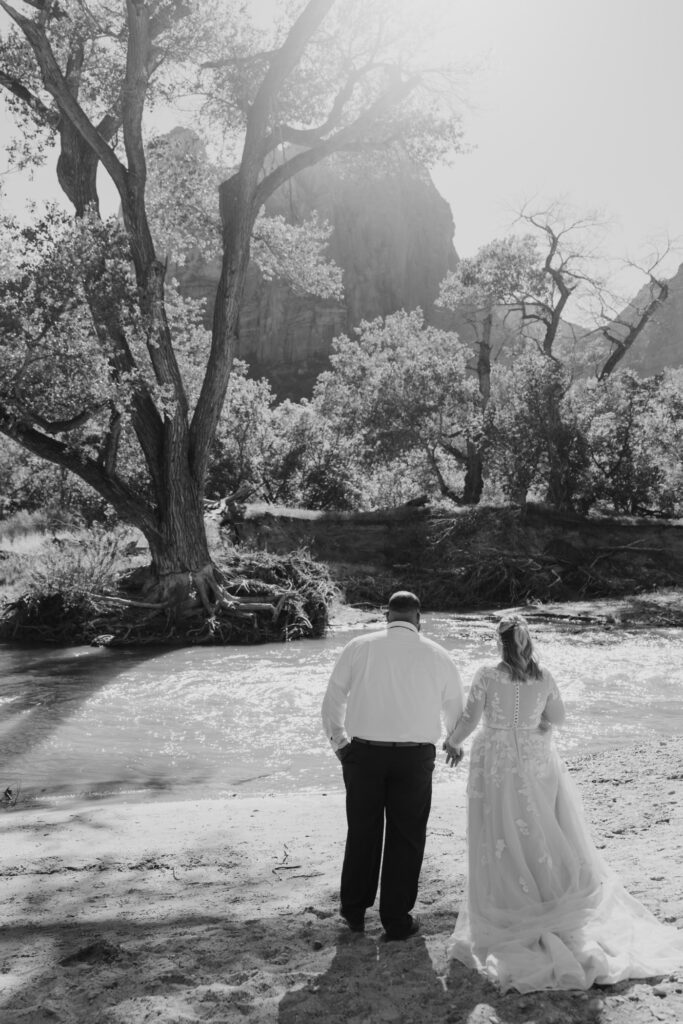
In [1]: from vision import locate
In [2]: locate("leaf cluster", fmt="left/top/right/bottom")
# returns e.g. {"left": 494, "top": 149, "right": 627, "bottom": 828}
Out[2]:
{"left": 314, "top": 308, "right": 480, "bottom": 466}
{"left": 0, "top": 207, "right": 138, "bottom": 438}
{"left": 438, "top": 235, "right": 546, "bottom": 312}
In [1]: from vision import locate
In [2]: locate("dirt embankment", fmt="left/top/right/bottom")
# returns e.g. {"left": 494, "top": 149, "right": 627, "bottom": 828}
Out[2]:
{"left": 224, "top": 501, "right": 683, "bottom": 612}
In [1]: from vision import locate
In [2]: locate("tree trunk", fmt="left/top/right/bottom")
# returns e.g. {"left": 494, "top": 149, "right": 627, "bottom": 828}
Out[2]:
{"left": 426, "top": 448, "right": 461, "bottom": 504}
{"left": 544, "top": 460, "right": 578, "bottom": 513}
{"left": 147, "top": 485, "right": 209, "bottom": 577}
{"left": 477, "top": 311, "right": 493, "bottom": 407}
{"left": 463, "top": 442, "right": 484, "bottom": 505}
{"left": 190, "top": 175, "right": 254, "bottom": 485}
{"left": 461, "top": 310, "right": 492, "bottom": 506}
{"left": 136, "top": 438, "right": 220, "bottom": 609}
{"left": 57, "top": 121, "right": 100, "bottom": 216}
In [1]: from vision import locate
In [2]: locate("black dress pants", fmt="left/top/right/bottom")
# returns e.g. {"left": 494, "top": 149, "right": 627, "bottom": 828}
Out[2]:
{"left": 340, "top": 740, "right": 436, "bottom": 934}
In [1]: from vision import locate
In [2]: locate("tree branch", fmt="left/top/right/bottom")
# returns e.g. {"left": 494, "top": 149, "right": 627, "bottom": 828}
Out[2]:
{"left": 191, "top": 5, "right": 338, "bottom": 479}
{"left": 0, "top": 403, "right": 159, "bottom": 536}
{"left": 118, "top": 2, "right": 190, "bottom": 430}
{"left": 0, "top": 69, "right": 60, "bottom": 127}
{"left": 597, "top": 278, "right": 669, "bottom": 379}
{"left": 99, "top": 406, "right": 122, "bottom": 475}
{"left": 0, "top": 0, "right": 129, "bottom": 197}
{"left": 23, "top": 0, "right": 66, "bottom": 20}
{"left": 21, "top": 404, "right": 106, "bottom": 435}
{"left": 261, "top": 60, "right": 380, "bottom": 155}
{"left": 253, "top": 75, "right": 418, "bottom": 208}
{"left": 426, "top": 446, "right": 462, "bottom": 503}
{"left": 246, "top": 0, "right": 335, "bottom": 154}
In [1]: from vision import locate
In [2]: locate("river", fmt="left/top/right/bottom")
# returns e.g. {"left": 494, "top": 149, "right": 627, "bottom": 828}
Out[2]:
{"left": 1, "top": 614, "right": 682, "bottom": 807}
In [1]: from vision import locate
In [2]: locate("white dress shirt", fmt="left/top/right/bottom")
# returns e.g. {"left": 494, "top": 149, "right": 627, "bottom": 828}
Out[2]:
{"left": 321, "top": 621, "right": 464, "bottom": 751}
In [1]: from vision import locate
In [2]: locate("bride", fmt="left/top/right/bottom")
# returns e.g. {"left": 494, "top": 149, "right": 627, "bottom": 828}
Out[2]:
{"left": 444, "top": 614, "right": 683, "bottom": 993}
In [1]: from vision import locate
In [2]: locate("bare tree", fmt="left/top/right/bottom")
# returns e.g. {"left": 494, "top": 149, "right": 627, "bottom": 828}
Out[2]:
{"left": 513, "top": 202, "right": 675, "bottom": 377}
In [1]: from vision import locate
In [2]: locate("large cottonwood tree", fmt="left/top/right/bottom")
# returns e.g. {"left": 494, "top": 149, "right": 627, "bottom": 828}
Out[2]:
{"left": 0, "top": 0, "right": 464, "bottom": 611}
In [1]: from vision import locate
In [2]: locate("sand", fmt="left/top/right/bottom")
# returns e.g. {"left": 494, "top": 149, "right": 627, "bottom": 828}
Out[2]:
{"left": 1, "top": 738, "right": 682, "bottom": 1024}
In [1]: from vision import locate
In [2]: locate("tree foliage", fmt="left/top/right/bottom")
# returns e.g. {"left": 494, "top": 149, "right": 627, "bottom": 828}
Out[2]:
{"left": 578, "top": 370, "right": 683, "bottom": 516}
{"left": 312, "top": 308, "right": 480, "bottom": 503}
{"left": 438, "top": 235, "right": 546, "bottom": 325}
{"left": 485, "top": 349, "right": 591, "bottom": 511}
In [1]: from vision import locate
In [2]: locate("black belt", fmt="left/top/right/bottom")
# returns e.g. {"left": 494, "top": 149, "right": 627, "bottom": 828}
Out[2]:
{"left": 352, "top": 737, "right": 434, "bottom": 748}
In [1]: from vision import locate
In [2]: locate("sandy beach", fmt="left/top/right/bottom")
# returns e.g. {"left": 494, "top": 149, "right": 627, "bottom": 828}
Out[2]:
{"left": 1, "top": 736, "right": 682, "bottom": 1024}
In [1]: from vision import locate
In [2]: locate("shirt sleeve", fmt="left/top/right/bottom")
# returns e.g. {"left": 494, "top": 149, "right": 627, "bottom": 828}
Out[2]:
{"left": 321, "top": 641, "right": 356, "bottom": 751}
{"left": 441, "top": 657, "right": 465, "bottom": 736}
{"left": 447, "top": 666, "right": 487, "bottom": 746}
{"left": 541, "top": 669, "right": 566, "bottom": 726}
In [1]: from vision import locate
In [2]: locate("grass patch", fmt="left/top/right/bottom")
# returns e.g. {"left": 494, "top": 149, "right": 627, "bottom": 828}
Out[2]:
{"left": 0, "top": 510, "right": 70, "bottom": 548}
{"left": 24, "top": 524, "right": 139, "bottom": 605}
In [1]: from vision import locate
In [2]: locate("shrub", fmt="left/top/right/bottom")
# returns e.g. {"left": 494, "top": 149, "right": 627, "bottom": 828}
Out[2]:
{"left": 24, "top": 524, "right": 137, "bottom": 608}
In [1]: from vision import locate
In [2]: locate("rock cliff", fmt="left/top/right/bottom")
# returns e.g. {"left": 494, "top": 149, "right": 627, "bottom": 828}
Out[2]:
{"left": 621, "top": 262, "right": 683, "bottom": 375}
{"left": 172, "top": 155, "right": 459, "bottom": 399}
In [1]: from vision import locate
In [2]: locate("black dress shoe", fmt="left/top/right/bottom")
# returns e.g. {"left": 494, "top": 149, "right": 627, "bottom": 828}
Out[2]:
{"left": 383, "top": 915, "right": 420, "bottom": 942}
{"left": 340, "top": 911, "right": 365, "bottom": 933}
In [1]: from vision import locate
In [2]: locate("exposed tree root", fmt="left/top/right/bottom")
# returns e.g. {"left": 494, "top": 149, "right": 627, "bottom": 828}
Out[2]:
{"left": 0, "top": 549, "right": 339, "bottom": 647}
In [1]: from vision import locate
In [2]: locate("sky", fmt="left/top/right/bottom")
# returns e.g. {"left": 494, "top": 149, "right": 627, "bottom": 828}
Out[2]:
{"left": 1, "top": 0, "right": 682, "bottom": 299}
{"left": 431, "top": 0, "right": 683, "bottom": 289}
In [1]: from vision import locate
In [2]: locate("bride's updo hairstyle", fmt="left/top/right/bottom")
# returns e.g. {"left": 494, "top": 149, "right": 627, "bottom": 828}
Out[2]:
{"left": 497, "top": 614, "right": 542, "bottom": 682}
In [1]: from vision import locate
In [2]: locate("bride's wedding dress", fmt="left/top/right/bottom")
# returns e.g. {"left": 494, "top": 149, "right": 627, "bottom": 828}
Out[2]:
{"left": 448, "top": 664, "right": 683, "bottom": 993}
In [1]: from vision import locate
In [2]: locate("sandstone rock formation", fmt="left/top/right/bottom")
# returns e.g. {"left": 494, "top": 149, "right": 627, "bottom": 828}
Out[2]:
{"left": 172, "top": 154, "right": 459, "bottom": 399}
{"left": 621, "top": 262, "right": 683, "bottom": 375}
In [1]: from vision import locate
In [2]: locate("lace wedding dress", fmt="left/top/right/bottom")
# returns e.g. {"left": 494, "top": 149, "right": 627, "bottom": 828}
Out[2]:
{"left": 448, "top": 664, "right": 683, "bottom": 993}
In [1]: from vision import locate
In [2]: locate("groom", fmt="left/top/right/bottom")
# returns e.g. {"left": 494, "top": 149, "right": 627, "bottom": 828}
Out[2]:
{"left": 321, "top": 591, "right": 464, "bottom": 940}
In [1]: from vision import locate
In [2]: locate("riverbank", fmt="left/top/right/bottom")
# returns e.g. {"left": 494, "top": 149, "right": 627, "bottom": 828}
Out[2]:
{"left": 232, "top": 502, "right": 683, "bottom": 611}
{"left": 510, "top": 588, "right": 683, "bottom": 628}
{"left": 337, "top": 588, "right": 683, "bottom": 630}
{"left": 1, "top": 738, "right": 682, "bottom": 1024}
{"left": 3, "top": 515, "right": 683, "bottom": 643}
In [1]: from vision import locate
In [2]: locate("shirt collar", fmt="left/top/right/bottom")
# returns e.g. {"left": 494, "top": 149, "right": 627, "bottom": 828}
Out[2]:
{"left": 387, "top": 621, "right": 419, "bottom": 634}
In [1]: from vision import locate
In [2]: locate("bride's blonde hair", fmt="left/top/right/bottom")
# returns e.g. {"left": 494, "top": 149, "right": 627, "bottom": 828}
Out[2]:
{"left": 496, "top": 614, "right": 542, "bottom": 681}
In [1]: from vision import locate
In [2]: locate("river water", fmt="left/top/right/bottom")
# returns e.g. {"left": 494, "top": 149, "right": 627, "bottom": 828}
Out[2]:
{"left": 1, "top": 614, "right": 682, "bottom": 806}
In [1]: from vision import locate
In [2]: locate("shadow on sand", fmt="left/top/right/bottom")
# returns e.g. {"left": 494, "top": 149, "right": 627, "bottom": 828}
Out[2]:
{"left": 2, "top": 894, "right": 657, "bottom": 1024}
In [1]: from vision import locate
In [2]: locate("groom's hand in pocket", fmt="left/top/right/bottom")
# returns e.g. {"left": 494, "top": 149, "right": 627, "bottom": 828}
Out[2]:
{"left": 335, "top": 742, "right": 352, "bottom": 763}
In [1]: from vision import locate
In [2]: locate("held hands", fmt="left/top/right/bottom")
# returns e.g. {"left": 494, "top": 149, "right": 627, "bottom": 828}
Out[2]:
{"left": 442, "top": 740, "right": 463, "bottom": 768}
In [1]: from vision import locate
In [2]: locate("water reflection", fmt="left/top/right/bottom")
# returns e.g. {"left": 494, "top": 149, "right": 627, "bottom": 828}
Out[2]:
{"left": 0, "top": 616, "right": 681, "bottom": 804}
